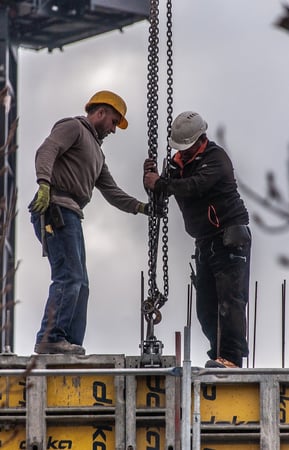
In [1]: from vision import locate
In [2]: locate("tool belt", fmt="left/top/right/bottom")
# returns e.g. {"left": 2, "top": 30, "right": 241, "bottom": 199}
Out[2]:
{"left": 223, "top": 225, "right": 251, "bottom": 248}
{"left": 49, "top": 203, "right": 65, "bottom": 228}
{"left": 51, "top": 188, "right": 87, "bottom": 209}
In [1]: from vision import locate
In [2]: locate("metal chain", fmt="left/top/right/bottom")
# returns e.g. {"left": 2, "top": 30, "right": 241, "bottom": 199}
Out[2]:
{"left": 162, "top": 0, "right": 173, "bottom": 301}
{"left": 147, "top": 0, "right": 160, "bottom": 305}
{"left": 144, "top": 0, "right": 173, "bottom": 328}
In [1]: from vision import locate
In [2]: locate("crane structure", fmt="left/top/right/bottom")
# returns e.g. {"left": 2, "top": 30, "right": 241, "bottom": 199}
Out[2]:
{"left": 0, "top": 0, "right": 149, "bottom": 353}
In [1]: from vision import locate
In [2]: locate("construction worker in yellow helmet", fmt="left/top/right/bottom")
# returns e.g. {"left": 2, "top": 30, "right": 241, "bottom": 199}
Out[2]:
{"left": 29, "top": 90, "right": 149, "bottom": 355}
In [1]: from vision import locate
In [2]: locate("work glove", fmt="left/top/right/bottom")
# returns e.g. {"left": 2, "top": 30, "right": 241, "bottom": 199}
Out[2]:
{"left": 154, "top": 201, "right": 166, "bottom": 218}
{"left": 137, "top": 202, "right": 149, "bottom": 215}
{"left": 137, "top": 202, "right": 165, "bottom": 218}
{"left": 29, "top": 182, "right": 50, "bottom": 214}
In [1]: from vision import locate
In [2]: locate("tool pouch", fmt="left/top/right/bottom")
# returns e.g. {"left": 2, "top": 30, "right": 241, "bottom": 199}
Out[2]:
{"left": 50, "top": 203, "right": 65, "bottom": 228}
{"left": 223, "top": 225, "right": 251, "bottom": 248}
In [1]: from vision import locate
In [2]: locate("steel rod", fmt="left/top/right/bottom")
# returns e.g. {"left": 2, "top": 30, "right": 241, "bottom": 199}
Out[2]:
{"left": 140, "top": 270, "right": 144, "bottom": 345}
{"left": 282, "top": 279, "right": 286, "bottom": 368}
{"left": 0, "top": 367, "right": 180, "bottom": 377}
{"left": 192, "top": 380, "right": 201, "bottom": 450}
{"left": 181, "top": 325, "right": 191, "bottom": 449}
{"left": 246, "top": 291, "right": 249, "bottom": 368}
{"left": 252, "top": 280, "right": 258, "bottom": 368}
{"left": 175, "top": 331, "right": 182, "bottom": 450}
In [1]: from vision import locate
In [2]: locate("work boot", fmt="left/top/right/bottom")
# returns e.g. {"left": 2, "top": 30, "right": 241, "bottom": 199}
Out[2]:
{"left": 34, "top": 339, "right": 85, "bottom": 355}
{"left": 205, "top": 357, "right": 240, "bottom": 368}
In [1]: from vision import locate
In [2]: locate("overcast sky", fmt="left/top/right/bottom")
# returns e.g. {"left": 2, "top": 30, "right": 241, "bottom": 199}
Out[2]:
{"left": 13, "top": 0, "right": 289, "bottom": 368}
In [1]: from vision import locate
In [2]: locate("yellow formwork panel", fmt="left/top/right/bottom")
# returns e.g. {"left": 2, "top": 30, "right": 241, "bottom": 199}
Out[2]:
{"left": 48, "top": 424, "right": 115, "bottom": 449}
{"left": 193, "top": 384, "right": 260, "bottom": 424}
{"left": 201, "top": 444, "right": 259, "bottom": 449}
{"left": 0, "top": 424, "right": 115, "bottom": 449}
{"left": 0, "top": 427, "right": 26, "bottom": 448}
{"left": 47, "top": 375, "right": 115, "bottom": 407}
{"left": 0, "top": 376, "right": 26, "bottom": 408}
{"left": 136, "top": 425, "right": 165, "bottom": 449}
{"left": 136, "top": 375, "right": 166, "bottom": 409}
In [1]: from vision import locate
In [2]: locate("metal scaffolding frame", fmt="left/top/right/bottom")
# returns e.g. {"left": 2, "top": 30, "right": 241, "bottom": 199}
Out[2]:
{"left": 1, "top": 353, "right": 289, "bottom": 449}
{"left": 0, "top": 7, "right": 17, "bottom": 353}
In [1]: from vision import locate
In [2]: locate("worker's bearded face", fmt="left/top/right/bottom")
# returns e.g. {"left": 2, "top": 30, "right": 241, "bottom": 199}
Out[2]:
{"left": 95, "top": 108, "right": 121, "bottom": 140}
{"left": 95, "top": 121, "right": 109, "bottom": 140}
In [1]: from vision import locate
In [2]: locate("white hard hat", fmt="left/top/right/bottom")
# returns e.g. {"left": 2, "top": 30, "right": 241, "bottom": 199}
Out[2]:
{"left": 169, "top": 111, "right": 208, "bottom": 150}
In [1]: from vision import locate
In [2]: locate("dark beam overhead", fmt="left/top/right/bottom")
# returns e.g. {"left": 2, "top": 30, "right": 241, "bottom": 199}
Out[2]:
{"left": 4, "top": 0, "right": 149, "bottom": 51}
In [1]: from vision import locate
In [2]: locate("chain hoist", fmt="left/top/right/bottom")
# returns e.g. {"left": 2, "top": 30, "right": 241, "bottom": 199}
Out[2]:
{"left": 141, "top": 0, "right": 173, "bottom": 364}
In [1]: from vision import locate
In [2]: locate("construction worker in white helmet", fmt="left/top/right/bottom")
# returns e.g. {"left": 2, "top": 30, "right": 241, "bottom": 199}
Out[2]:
{"left": 29, "top": 90, "right": 149, "bottom": 355}
{"left": 144, "top": 111, "right": 251, "bottom": 369}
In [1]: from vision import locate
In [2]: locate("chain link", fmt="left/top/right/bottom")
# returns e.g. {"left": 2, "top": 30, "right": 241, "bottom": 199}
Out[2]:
{"left": 162, "top": 0, "right": 173, "bottom": 300}
{"left": 147, "top": 0, "right": 160, "bottom": 305}
{"left": 145, "top": 0, "right": 173, "bottom": 330}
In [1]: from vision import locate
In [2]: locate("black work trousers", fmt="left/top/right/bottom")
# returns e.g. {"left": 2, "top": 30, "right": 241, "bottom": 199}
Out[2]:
{"left": 195, "top": 230, "right": 251, "bottom": 367}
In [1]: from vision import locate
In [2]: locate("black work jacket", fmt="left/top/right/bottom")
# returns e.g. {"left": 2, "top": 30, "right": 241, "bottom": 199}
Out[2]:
{"left": 155, "top": 140, "right": 249, "bottom": 240}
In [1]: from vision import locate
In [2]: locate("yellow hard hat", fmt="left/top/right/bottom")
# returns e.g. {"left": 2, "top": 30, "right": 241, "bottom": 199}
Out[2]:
{"left": 85, "top": 90, "right": 128, "bottom": 129}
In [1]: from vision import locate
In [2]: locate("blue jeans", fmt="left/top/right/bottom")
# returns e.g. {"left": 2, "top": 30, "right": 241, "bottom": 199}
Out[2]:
{"left": 195, "top": 229, "right": 251, "bottom": 367}
{"left": 31, "top": 206, "right": 89, "bottom": 345}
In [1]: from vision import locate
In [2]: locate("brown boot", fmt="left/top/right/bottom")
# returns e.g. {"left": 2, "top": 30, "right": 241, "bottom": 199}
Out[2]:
{"left": 34, "top": 339, "right": 85, "bottom": 355}
{"left": 205, "top": 357, "right": 240, "bottom": 368}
